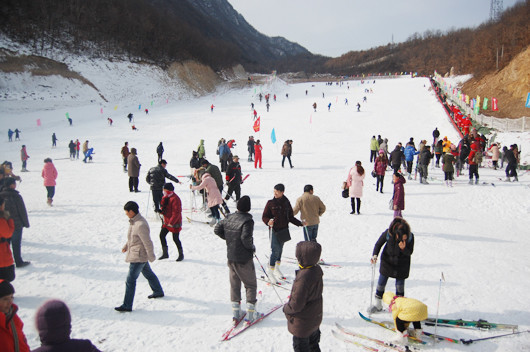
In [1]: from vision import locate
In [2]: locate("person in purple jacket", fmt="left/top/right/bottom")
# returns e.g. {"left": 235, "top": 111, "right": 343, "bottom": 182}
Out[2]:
{"left": 32, "top": 299, "right": 101, "bottom": 352}
{"left": 392, "top": 172, "right": 406, "bottom": 218}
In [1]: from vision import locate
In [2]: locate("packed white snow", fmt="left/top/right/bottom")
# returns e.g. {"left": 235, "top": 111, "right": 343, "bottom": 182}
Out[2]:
{"left": 1, "top": 75, "right": 529, "bottom": 352}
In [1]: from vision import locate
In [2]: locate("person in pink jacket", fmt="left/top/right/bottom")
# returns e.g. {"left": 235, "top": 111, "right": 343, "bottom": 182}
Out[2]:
{"left": 190, "top": 173, "right": 223, "bottom": 225}
{"left": 41, "top": 158, "right": 58, "bottom": 206}
{"left": 346, "top": 161, "right": 365, "bottom": 215}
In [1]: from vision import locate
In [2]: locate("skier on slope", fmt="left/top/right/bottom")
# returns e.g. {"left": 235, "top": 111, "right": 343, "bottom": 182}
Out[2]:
{"left": 225, "top": 155, "right": 242, "bottom": 202}
{"left": 157, "top": 183, "right": 184, "bottom": 262}
{"left": 214, "top": 196, "right": 261, "bottom": 324}
{"left": 156, "top": 142, "right": 164, "bottom": 163}
{"left": 368, "top": 217, "right": 414, "bottom": 314}
{"left": 382, "top": 292, "right": 428, "bottom": 344}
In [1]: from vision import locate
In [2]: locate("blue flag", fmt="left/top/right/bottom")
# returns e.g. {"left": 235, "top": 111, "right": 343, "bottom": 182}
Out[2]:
{"left": 271, "top": 128, "right": 276, "bottom": 144}
{"left": 526, "top": 93, "right": 530, "bottom": 108}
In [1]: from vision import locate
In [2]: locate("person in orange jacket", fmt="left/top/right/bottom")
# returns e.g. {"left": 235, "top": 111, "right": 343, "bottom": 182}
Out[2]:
{"left": 0, "top": 197, "right": 15, "bottom": 282}
{"left": 0, "top": 280, "right": 30, "bottom": 352}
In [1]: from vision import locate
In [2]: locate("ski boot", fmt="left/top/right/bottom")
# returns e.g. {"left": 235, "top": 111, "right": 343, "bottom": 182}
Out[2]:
{"left": 232, "top": 301, "right": 242, "bottom": 324}
{"left": 409, "top": 328, "right": 423, "bottom": 341}
{"left": 245, "top": 303, "right": 262, "bottom": 324}
{"left": 267, "top": 266, "right": 278, "bottom": 284}
{"left": 367, "top": 297, "right": 383, "bottom": 314}
{"left": 390, "top": 330, "right": 407, "bottom": 345}
{"left": 274, "top": 261, "right": 286, "bottom": 281}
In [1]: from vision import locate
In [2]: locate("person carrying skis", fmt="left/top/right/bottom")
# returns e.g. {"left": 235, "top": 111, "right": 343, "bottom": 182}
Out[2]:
{"left": 156, "top": 142, "right": 164, "bottom": 163}
{"left": 283, "top": 241, "right": 323, "bottom": 352}
{"left": 262, "top": 184, "right": 303, "bottom": 283}
{"left": 214, "top": 196, "right": 261, "bottom": 324}
{"left": 368, "top": 217, "right": 414, "bottom": 314}
{"left": 383, "top": 292, "right": 428, "bottom": 344}
{"left": 225, "top": 155, "right": 242, "bottom": 202}
{"left": 157, "top": 183, "right": 183, "bottom": 261}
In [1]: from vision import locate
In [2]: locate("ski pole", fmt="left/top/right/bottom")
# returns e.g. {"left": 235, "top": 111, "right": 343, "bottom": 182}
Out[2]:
{"left": 369, "top": 262, "right": 375, "bottom": 314}
{"left": 460, "top": 330, "right": 530, "bottom": 345}
{"left": 434, "top": 272, "right": 445, "bottom": 343}
{"left": 254, "top": 254, "right": 283, "bottom": 304}
{"left": 145, "top": 189, "right": 151, "bottom": 215}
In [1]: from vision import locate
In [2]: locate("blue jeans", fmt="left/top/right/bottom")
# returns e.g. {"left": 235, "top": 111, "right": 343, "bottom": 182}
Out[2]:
{"left": 375, "top": 274, "right": 405, "bottom": 298}
{"left": 11, "top": 227, "right": 24, "bottom": 265}
{"left": 46, "top": 186, "right": 55, "bottom": 199}
{"left": 122, "top": 262, "right": 163, "bottom": 310}
{"left": 303, "top": 225, "right": 319, "bottom": 242}
{"left": 269, "top": 231, "right": 284, "bottom": 267}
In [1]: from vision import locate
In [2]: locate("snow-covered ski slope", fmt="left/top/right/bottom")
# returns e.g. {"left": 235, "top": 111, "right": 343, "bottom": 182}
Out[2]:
{"left": 1, "top": 76, "right": 529, "bottom": 351}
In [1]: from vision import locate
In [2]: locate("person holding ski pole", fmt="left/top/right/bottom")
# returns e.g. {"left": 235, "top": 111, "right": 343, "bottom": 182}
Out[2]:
{"left": 368, "top": 217, "right": 414, "bottom": 314}
{"left": 293, "top": 185, "right": 326, "bottom": 242}
{"left": 262, "top": 184, "right": 302, "bottom": 284}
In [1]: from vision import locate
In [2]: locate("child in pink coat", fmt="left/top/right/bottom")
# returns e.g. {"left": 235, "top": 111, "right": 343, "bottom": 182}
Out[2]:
{"left": 190, "top": 173, "right": 223, "bottom": 224}
{"left": 41, "top": 158, "right": 58, "bottom": 206}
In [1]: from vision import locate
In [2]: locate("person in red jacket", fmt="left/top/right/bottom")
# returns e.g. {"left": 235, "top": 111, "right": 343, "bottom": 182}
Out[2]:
{"left": 254, "top": 140, "right": 263, "bottom": 169}
{"left": 467, "top": 143, "right": 480, "bottom": 184}
{"left": 0, "top": 197, "right": 15, "bottom": 282}
{"left": 462, "top": 115, "right": 472, "bottom": 136}
{"left": 157, "top": 183, "right": 184, "bottom": 261}
{"left": 0, "top": 280, "right": 30, "bottom": 352}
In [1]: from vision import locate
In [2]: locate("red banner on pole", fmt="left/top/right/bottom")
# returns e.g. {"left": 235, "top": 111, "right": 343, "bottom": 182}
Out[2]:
{"left": 492, "top": 97, "right": 498, "bottom": 111}
{"left": 253, "top": 116, "right": 260, "bottom": 132}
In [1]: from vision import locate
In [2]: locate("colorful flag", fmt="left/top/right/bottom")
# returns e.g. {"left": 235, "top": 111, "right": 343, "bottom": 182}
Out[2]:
{"left": 271, "top": 128, "right": 276, "bottom": 144}
{"left": 474, "top": 102, "right": 480, "bottom": 115}
{"left": 465, "top": 95, "right": 470, "bottom": 105}
{"left": 139, "top": 104, "right": 141, "bottom": 110}
{"left": 65, "top": 112, "right": 69, "bottom": 119}
{"left": 253, "top": 117, "right": 260, "bottom": 132}
{"left": 483, "top": 97, "right": 489, "bottom": 110}
{"left": 100, "top": 108, "right": 103, "bottom": 114}
{"left": 37, "top": 119, "right": 41, "bottom": 127}
{"left": 492, "top": 97, "right": 498, "bottom": 111}
{"left": 476, "top": 95, "right": 481, "bottom": 108}
{"left": 526, "top": 93, "right": 530, "bottom": 108}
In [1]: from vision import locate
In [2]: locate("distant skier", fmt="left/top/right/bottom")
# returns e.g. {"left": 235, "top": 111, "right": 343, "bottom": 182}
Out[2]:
{"left": 312, "top": 102, "right": 317, "bottom": 112}
{"left": 254, "top": 140, "right": 262, "bottom": 169}
{"left": 210, "top": 104, "right": 215, "bottom": 112}
{"left": 344, "top": 98, "right": 348, "bottom": 105}
{"left": 357, "top": 102, "right": 361, "bottom": 112}
{"left": 51, "top": 133, "right": 58, "bottom": 148}
{"left": 327, "top": 103, "right": 331, "bottom": 111}
{"left": 253, "top": 109, "right": 257, "bottom": 120}
{"left": 67, "top": 117, "right": 73, "bottom": 126}
{"left": 8, "top": 129, "right": 13, "bottom": 142}
{"left": 20, "top": 145, "right": 29, "bottom": 172}
{"left": 131, "top": 125, "right": 138, "bottom": 131}
{"left": 266, "top": 102, "right": 270, "bottom": 112}
{"left": 145, "top": 108, "right": 149, "bottom": 115}
{"left": 108, "top": 117, "right": 113, "bottom": 126}
{"left": 127, "top": 113, "right": 133, "bottom": 122}
{"left": 156, "top": 142, "right": 164, "bottom": 163}
{"left": 14, "top": 129, "right": 21, "bottom": 140}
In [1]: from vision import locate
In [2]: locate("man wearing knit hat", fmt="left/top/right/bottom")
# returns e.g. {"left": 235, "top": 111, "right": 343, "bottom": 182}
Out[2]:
{"left": 214, "top": 196, "right": 261, "bottom": 324}
{"left": 0, "top": 280, "right": 30, "bottom": 351}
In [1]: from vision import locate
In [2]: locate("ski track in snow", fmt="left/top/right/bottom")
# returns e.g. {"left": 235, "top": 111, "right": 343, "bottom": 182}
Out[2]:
{"left": 1, "top": 76, "right": 529, "bottom": 351}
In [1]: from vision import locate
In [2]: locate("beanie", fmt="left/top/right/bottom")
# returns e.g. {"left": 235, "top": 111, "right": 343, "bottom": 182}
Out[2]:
{"left": 163, "top": 183, "right": 174, "bottom": 191}
{"left": 0, "top": 280, "right": 14, "bottom": 297}
{"left": 237, "top": 196, "right": 251, "bottom": 212}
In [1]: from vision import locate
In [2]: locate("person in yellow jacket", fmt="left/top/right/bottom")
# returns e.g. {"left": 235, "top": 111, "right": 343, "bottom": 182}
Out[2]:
{"left": 442, "top": 136, "right": 452, "bottom": 155}
{"left": 383, "top": 291, "right": 428, "bottom": 344}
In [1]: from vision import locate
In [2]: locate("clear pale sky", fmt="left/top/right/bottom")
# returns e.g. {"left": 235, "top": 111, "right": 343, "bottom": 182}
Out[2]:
{"left": 227, "top": 0, "right": 522, "bottom": 57}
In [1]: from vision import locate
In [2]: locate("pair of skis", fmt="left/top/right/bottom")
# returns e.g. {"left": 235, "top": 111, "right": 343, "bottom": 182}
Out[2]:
{"left": 425, "top": 317, "right": 518, "bottom": 331}
{"left": 333, "top": 322, "right": 417, "bottom": 352}
{"left": 282, "top": 256, "right": 342, "bottom": 268}
{"left": 221, "top": 302, "right": 285, "bottom": 341}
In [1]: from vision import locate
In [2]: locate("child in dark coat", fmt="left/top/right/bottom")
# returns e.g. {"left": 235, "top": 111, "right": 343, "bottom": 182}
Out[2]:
{"left": 283, "top": 241, "right": 323, "bottom": 352}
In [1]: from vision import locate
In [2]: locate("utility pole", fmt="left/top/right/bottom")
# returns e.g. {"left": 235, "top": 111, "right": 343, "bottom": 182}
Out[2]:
{"left": 490, "top": 0, "right": 503, "bottom": 69}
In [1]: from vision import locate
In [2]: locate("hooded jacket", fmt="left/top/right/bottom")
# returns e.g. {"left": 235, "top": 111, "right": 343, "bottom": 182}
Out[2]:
{"left": 283, "top": 241, "right": 323, "bottom": 338}
{"left": 33, "top": 299, "right": 100, "bottom": 352}
{"left": 0, "top": 210, "right": 14, "bottom": 268}
{"left": 0, "top": 303, "right": 30, "bottom": 352}
{"left": 383, "top": 292, "right": 428, "bottom": 328}
{"left": 214, "top": 211, "right": 254, "bottom": 263}
{"left": 372, "top": 227, "right": 414, "bottom": 280}
{"left": 41, "top": 162, "right": 58, "bottom": 187}
{"left": 0, "top": 188, "right": 29, "bottom": 229}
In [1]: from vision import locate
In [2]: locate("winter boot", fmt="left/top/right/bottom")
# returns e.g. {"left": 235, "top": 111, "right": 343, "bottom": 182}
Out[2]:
{"left": 158, "top": 247, "right": 169, "bottom": 260}
{"left": 407, "top": 175, "right": 412, "bottom": 180}
{"left": 176, "top": 242, "right": 184, "bottom": 261}
{"left": 274, "top": 261, "right": 286, "bottom": 280}
{"left": 475, "top": 179, "right": 479, "bottom": 185}
{"left": 390, "top": 330, "right": 407, "bottom": 345}
{"left": 367, "top": 297, "right": 383, "bottom": 313}
{"left": 409, "top": 329, "right": 423, "bottom": 341}
{"left": 267, "top": 266, "right": 278, "bottom": 284}
{"left": 445, "top": 180, "right": 449, "bottom": 187}
{"left": 47, "top": 198, "right": 53, "bottom": 206}
{"left": 423, "top": 177, "right": 429, "bottom": 184}
{"left": 245, "top": 303, "right": 262, "bottom": 324}
{"left": 209, "top": 218, "right": 217, "bottom": 227}
{"left": 449, "top": 180, "right": 453, "bottom": 187}
{"left": 513, "top": 175, "right": 518, "bottom": 182}
{"left": 231, "top": 301, "right": 242, "bottom": 323}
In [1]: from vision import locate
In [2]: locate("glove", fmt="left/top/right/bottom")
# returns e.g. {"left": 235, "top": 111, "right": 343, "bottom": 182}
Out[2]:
{"left": 154, "top": 209, "right": 162, "bottom": 213}
{"left": 252, "top": 245, "right": 256, "bottom": 253}
{"left": 370, "top": 255, "right": 378, "bottom": 264}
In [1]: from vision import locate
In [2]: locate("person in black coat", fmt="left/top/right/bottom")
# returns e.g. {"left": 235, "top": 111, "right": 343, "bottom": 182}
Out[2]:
{"left": 368, "top": 217, "right": 414, "bottom": 313}
{"left": 33, "top": 299, "right": 101, "bottom": 352}
{"left": 0, "top": 178, "right": 30, "bottom": 267}
{"left": 214, "top": 196, "right": 259, "bottom": 323}
{"left": 156, "top": 142, "right": 164, "bottom": 162}
{"left": 432, "top": 127, "right": 440, "bottom": 145}
{"left": 389, "top": 144, "right": 404, "bottom": 174}
{"left": 146, "top": 160, "right": 179, "bottom": 212}
{"left": 225, "top": 155, "right": 242, "bottom": 201}
{"left": 68, "top": 140, "right": 76, "bottom": 160}
{"left": 418, "top": 146, "right": 434, "bottom": 184}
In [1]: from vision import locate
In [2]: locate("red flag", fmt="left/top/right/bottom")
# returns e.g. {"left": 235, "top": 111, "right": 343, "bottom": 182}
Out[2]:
{"left": 253, "top": 116, "right": 260, "bottom": 132}
{"left": 492, "top": 97, "right": 498, "bottom": 111}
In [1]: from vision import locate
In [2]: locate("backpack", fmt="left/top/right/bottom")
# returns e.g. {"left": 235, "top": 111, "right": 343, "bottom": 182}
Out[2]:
{"left": 473, "top": 151, "right": 483, "bottom": 164}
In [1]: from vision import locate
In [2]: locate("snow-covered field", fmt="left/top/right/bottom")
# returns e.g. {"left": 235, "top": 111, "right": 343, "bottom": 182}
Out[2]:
{"left": 1, "top": 75, "right": 529, "bottom": 351}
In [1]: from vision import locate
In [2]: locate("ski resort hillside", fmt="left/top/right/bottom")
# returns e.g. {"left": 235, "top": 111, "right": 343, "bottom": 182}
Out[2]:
{"left": 0, "top": 74, "right": 529, "bottom": 351}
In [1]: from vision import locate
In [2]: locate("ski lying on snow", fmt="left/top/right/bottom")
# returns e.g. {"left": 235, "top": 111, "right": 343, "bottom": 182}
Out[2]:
{"left": 220, "top": 313, "right": 246, "bottom": 341}
{"left": 257, "top": 276, "right": 290, "bottom": 290}
{"left": 358, "top": 312, "right": 427, "bottom": 345}
{"left": 335, "top": 322, "right": 417, "bottom": 352}
{"left": 283, "top": 256, "right": 342, "bottom": 268}
{"left": 331, "top": 330, "right": 379, "bottom": 352}
{"left": 421, "top": 331, "right": 460, "bottom": 344}
{"left": 223, "top": 303, "right": 285, "bottom": 341}
{"left": 185, "top": 216, "right": 212, "bottom": 225}
{"left": 425, "top": 317, "right": 517, "bottom": 331}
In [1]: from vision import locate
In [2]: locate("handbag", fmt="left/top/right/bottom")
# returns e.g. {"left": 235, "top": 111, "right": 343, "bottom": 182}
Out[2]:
{"left": 389, "top": 198, "right": 394, "bottom": 210}
{"left": 274, "top": 228, "right": 291, "bottom": 243}
{"left": 342, "top": 189, "right": 349, "bottom": 198}
{"left": 371, "top": 170, "right": 377, "bottom": 178}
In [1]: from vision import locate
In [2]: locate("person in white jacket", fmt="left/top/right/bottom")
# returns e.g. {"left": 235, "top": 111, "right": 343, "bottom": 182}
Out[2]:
{"left": 115, "top": 201, "right": 164, "bottom": 312}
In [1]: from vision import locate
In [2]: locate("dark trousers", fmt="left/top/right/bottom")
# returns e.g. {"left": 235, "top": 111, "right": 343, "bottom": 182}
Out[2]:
{"left": 444, "top": 171, "right": 453, "bottom": 181}
{"left": 11, "top": 227, "right": 24, "bottom": 265}
{"left": 226, "top": 182, "right": 241, "bottom": 201}
{"left": 376, "top": 274, "right": 405, "bottom": 298}
{"left": 350, "top": 197, "right": 361, "bottom": 214}
{"left": 152, "top": 189, "right": 163, "bottom": 211}
{"left": 159, "top": 227, "right": 182, "bottom": 252}
{"left": 435, "top": 154, "right": 442, "bottom": 166}
{"left": 370, "top": 150, "right": 377, "bottom": 162}
{"left": 376, "top": 175, "right": 384, "bottom": 192}
{"left": 391, "top": 163, "right": 400, "bottom": 174}
{"left": 293, "top": 329, "right": 321, "bottom": 352}
{"left": 129, "top": 177, "right": 139, "bottom": 191}
{"left": 406, "top": 161, "right": 413, "bottom": 174}
{"left": 46, "top": 186, "right": 55, "bottom": 199}
{"left": 396, "top": 318, "right": 422, "bottom": 333}
{"left": 0, "top": 265, "right": 15, "bottom": 282}
{"left": 282, "top": 155, "right": 293, "bottom": 168}
{"left": 506, "top": 162, "right": 517, "bottom": 177}
{"left": 123, "top": 157, "right": 128, "bottom": 169}
{"left": 469, "top": 164, "right": 479, "bottom": 180}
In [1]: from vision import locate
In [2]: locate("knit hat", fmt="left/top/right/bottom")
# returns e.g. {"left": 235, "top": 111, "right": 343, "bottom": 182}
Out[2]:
{"left": 382, "top": 291, "right": 396, "bottom": 305}
{"left": 35, "top": 299, "right": 72, "bottom": 345}
{"left": 0, "top": 280, "right": 14, "bottom": 297}
{"left": 237, "top": 196, "right": 251, "bottom": 212}
{"left": 163, "top": 183, "right": 174, "bottom": 191}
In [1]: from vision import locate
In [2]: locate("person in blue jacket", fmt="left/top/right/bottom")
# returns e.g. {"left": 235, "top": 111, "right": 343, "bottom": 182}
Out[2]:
{"left": 404, "top": 143, "right": 419, "bottom": 180}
